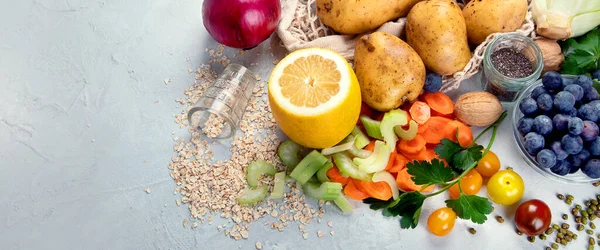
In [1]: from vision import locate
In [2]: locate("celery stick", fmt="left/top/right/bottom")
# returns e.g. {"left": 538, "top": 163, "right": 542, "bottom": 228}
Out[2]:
{"left": 246, "top": 160, "right": 277, "bottom": 187}
{"left": 351, "top": 126, "right": 370, "bottom": 149}
{"left": 316, "top": 161, "right": 334, "bottom": 183}
{"left": 332, "top": 153, "right": 372, "bottom": 181}
{"left": 360, "top": 116, "right": 383, "bottom": 140}
{"left": 321, "top": 136, "right": 355, "bottom": 156}
{"left": 302, "top": 182, "right": 342, "bottom": 201}
{"left": 372, "top": 171, "right": 400, "bottom": 200}
{"left": 296, "top": 159, "right": 327, "bottom": 185}
{"left": 333, "top": 194, "right": 354, "bottom": 213}
{"left": 357, "top": 141, "right": 392, "bottom": 173}
{"left": 237, "top": 186, "right": 268, "bottom": 205}
{"left": 307, "top": 175, "right": 320, "bottom": 183}
{"left": 348, "top": 144, "right": 372, "bottom": 159}
{"left": 277, "top": 140, "right": 302, "bottom": 169}
{"left": 353, "top": 140, "right": 385, "bottom": 166}
{"left": 289, "top": 150, "right": 325, "bottom": 180}
{"left": 380, "top": 109, "right": 408, "bottom": 151}
{"left": 270, "top": 172, "right": 286, "bottom": 199}
{"left": 394, "top": 120, "right": 418, "bottom": 141}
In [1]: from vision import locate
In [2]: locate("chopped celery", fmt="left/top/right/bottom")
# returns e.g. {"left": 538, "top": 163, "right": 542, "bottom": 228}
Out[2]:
{"left": 290, "top": 150, "right": 328, "bottom": 184}
{"left": 380, "top": 109, "right": 408, "bottom": 151}
{"left": 351, "top": 126, "right": 370, "bottom": 149}
{"left": 360, "top": 116, "right": 383, "bottom": 140}
{"left": 348, "top": 144, "right": 372, "bottom": 159}
{"left": 332, "top": 153, "right": 373, "bottom": 181}
{"left": 316, "top": 161, "right": 334, "bottom": 183}
{"left": 237, "top": 186, "right": 269, "bottom": 205}
{"left": 307, "top": 175, "right": 319, "bottom": 183}
{"left": 321, "top": 136, "right": 355, "bottom": 156}
{"left": 333, "top": 194, "right": 354, "bottom": 213}
{"left": 372, "top": 171, "right": 400, "bottom": 200}
{"left": 356, "top": 141, "right": 392, "bottom": 173}
{"left": 277, "top": 140, "right": 302, "bottom": 169}
{"left": 394, "top": 120, "right": 418, "bottom": 141}
{"left": 302, "top": 182, "right": 342, "bottom": 201}
{"left": 270, "top": 172, "right": 286, "bottom": 199}
{"left": 353, "top": 140, "right": 385, "bottom": 167}
{"left": 246, "top": 160, "right": 277, "bottom": 187}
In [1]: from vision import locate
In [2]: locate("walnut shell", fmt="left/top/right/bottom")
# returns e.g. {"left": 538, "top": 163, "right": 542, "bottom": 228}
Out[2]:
{"left": 454, "top": 92, "right": 503, "bottom": 127}
{"left": 534, "top": 38, "right": 564, "bottom": 73}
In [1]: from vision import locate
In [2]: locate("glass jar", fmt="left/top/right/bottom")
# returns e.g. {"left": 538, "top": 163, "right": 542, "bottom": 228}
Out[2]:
{"left": 482, "top": 33, "right": 543, "bottom": 103}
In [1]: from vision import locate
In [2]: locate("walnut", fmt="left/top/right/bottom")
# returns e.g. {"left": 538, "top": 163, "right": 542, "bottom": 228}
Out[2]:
{"left": 534, "top": 38, "right": 565, "bottom": 73}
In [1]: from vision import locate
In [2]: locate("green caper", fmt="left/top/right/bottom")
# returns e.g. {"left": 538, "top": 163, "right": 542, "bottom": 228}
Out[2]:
{"left": 578, "top": 204, "right": 584, "bottom": 210}
{"left": 560, "top": 229, "right": 567, "bottom": 234}
{"left": 551, "top": 243, "right": 559, "bottom": 249}
{"left": 561, "top": 239, "right": 567, "bottom": 245}
{"left": 562, "top": 223, "right": 570, "bottom": 229}
{"left": 591, "top": 215, "right": 598, "bottom": 221}
{"left": 540, "top": 234, "right": 547, "bottom": 240}
{"left": 567, "top": 231, "right": 574, "bottom": 237}
{"left": 567, "top": 200, "right": 573, "bottom": 205}
{"left": 588, "top": 229, "right": 595, "bottom": 235}
{"left": 558, "top": 233, "right": 564, "bottom": 238}
{"left": 589, "top": 209, "right": 595, "bottom": 215}
{"left": 562, "top": 214, "right": 569, "bottom": 220}
{"left": 592, "top": 222, "right": 597, "bottom": 229}
{"left": 579, "top": 224, "right": 586, "bottom": 231}
{"left": 553, "top": 224, "right": 561, "bottom": 230}
{"left": 584, "top": 211, "right": 590, "bottom": 217}
{"left": 546, "top": 228, "right": 555, "bottom": 234}
{"left": 567, "top": 195, "right": 575, "bottom": 201}
{"left": 557, "top": 194, "right": 565, "bottom": 200}
{"left": 584, "top": 217, "right": 590, "bottom": 224}
{"left": 592, "top": 238, "right": 597, "bottom": 245}
{"left": 469, "top": 228, "right": 477, "bottom": 234}
{"left": 593, "top": 200, "right": 598, "bottom": 206}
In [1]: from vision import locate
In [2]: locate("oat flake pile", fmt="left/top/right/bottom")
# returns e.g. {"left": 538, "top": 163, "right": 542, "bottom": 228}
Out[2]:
{"left": 168, "top": 58, "right": 331, "bottom": 240}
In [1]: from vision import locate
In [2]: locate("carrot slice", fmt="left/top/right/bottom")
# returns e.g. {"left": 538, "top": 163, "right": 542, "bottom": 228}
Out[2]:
{"left": 417, "top": 120, "right": 429, "bottom": 134}
{"left": 354, "top": 180, "right": 393, "bottom": 201}
{"left": 384, "top": 152, "right": 397, "bottom": 172}
{"left": 396, "top": 168, "right": 435, "bottom": 193}
{"left": 431, "top": 109, "right": 455, "bottom": 119}
{"left": 326, "top": 166, "right": 350, "bottom": 186}
{"left": 419, "top": 116, "right": 453, "bottom": 144}
{"left": 344, "top": 179, "right": 370, "bottom": 200}
{"left": 422, "top": 92, "right": 455, "bottom": 115}
{"left": 387, "top": 153, "right": 410, "bottom": 173}
{"left": 442, "top": 120, "right": 474, "bottom": 147}
{"left": 397, "top": 134, "right": 426, "bottom": 155}
{"left": 409, "top": 101, "right": 431, "bottom": 124}
{"left": 364, "top": 140, "right": 376, "bottom": 151}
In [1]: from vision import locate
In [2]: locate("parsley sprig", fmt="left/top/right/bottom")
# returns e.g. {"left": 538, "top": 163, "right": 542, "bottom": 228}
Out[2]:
{"left": 364, "top": 111, "right": 507, "bottom": 229}
{"left": 560, "top": 27, "right": 600, "bottom": 75}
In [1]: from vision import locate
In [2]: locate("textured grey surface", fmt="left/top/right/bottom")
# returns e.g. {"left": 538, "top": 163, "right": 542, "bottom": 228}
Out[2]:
{"left": 0, "top": 0, "right": 595, "bottom": 249}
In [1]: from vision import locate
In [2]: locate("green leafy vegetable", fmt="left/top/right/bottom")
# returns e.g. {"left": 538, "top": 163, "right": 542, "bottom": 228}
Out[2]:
{"left": 445, "top": 194, "right": 493, "bottom": 224}
{"left": 406, "top": 159, "right": 456, "bottom": 185}
{"left": 433, "top": 139, "right": 463, "bottom": 162}
{"left": 451, "top": 145, "right": 484, "bottom": 171}
{"left": 560, "top": 28, "right": 600, "bottom": 75}
{"left": 594, "top": 79, "right": 600, "bottom": 93}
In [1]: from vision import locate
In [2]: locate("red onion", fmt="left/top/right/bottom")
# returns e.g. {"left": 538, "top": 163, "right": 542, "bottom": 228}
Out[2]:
{"left": 202, "top": 0, "right": 281, "bottom": 49}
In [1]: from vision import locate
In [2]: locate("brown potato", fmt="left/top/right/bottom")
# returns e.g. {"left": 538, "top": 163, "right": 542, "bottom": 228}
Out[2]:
{"left": 406, "top": 0, "right": 471, "bottom": 75}
{"left": 463, "top": 0, "right": 528, "bottom": 45}
{"left": 354, "top": 32, "right": 425, "bottom": 111}
{"left": 316, "top": 0, "right": 423, "bottom": 35}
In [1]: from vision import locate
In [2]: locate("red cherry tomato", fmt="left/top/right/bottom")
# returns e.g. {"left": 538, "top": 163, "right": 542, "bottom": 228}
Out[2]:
{"left": 514, "top": 199, "right": 552, "bottom": 236}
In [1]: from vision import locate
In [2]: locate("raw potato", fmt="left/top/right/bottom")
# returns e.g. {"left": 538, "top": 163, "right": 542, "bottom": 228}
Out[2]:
{"left": 354, "top": 32, "right": 425, "bottom": 111}
{"left": 454, "top": 92, "right": 503, "bottom": 127}
{"left": 316, "top": 0, "right": 423, "bottom": 35}
{"left": 463, "top": 0, "right": 528, "bottom": 45}
{"left": 534, "top": 38, "right": 564, "bottom": 73}
{"left": 406, "top": 0, "right": 471, "bottom": 75}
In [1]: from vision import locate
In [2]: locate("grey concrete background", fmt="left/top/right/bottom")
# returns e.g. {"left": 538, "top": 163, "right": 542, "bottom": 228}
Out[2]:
{"left": 0, "top": 0, "right": 596, "bottom": 249}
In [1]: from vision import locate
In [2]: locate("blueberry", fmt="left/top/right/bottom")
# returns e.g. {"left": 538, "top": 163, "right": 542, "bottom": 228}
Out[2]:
{"left": 567, "top": 117, "right": 584, "bottom": 135}
{"left": 593, "top": 70, "right": 600, "bottom": 80}
{"left": 524, "top": 132, "right": 545, "bottom": 155}
{"left": 569, "top": 149, "right": 591, "bottom": 167}
{"left": 550, "top": 141, "right": 569, "bottom": 161}
{"left": 582, "top": 121, "right": 599, "bottom": 141}
{"left": 536, "top": 149, "right": 557, "bottom": 168}
{"left": 424, "top": 72, "right": 442, "bottom": 93}
{"left": 563, "top": 78, "right": 574, "bottom": 86}
{"left": 517, "top": 117, "right": 534, "bottom": 135}
{"left": 551, "top": 160, "right": 571, "bottom": 176}
{"left": 570, "top": 164, "right": 581, "bottom": 174}
{"left": 537, "top": 93, "right": 554, "bottom": 111}
{"left": 531, "top": 86, "right": 548, "bottom": 100}
{"left": 590, "top": 137, "right": 600, "bottom": 156}
{"left": 533, "top": 115, "right": 553, "bottom": 135}
{"left": 519, "top": 97, "right": 538, "bottom": 116}
{"left": 553, "top": 114, "right": 571, "bottom": 132}
{"left": 554, "top": 91, "right": 576, "bottom": 113}
{"left": 564, "top": 84, "right": 584, "bottom": 102}
{"left": 582, "top": 159, "right": 600, "bottom": 178}
{"left": 561, "top": 134, "right": 584, "bottom": 155}
{"left": 564, "top": 107, "right": 578, "bottom": 117}
{"left": 583, "top": 88, "right": 600, "bottom": 103}
{"left": 574, "top": 75, "right": 593, "bottom": 91}
{"left": 589, "top": 100, "right": 600, "bottom": 112}
{"left": 578, "top": 103, "right": 599, "bottom": 122}
{"left": 542, "top": 72, "right": 563, "bottom": 90}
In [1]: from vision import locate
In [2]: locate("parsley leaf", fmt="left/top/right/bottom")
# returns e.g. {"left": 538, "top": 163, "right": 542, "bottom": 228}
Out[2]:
{"left": 560, "top": 28, "right": 600, "bottom": 75}
{"left": 451, "top": 145, "right": 484, "bottom": 171}
{"left": 445, "top": 194, "right": 493, "bottom": 224}
{"left": 434, "top": 139, "right": 463, "bottom": 160}
{"left": 594, "top": 79, "right": 600, "bottom": 93}
{"left": 407, "top": 158, "right": 457, "bottom": 185}
{"left": 387, "top": 192, "right": 427, "bottom": 229}
{"left": 363, "top": 198, "right": 398, "bottom": 211}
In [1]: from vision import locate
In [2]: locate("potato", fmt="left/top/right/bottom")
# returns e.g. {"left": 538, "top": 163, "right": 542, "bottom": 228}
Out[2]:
{"left": 463, "top": 0, "right": 528, "bottom": 45}
{"left": 354, "top": 32, "right": 425, "bottom": 111}
{"left": 406, "top": 0, "right": 471, "bottom": 75}
{"left": 316, "top": 0, "right": 423, "bottom": 35}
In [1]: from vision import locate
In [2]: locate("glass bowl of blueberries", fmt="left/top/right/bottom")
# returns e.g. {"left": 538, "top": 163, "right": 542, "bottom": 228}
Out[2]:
{"left": 513, "top": 72, "right": 600, "bottom": 183}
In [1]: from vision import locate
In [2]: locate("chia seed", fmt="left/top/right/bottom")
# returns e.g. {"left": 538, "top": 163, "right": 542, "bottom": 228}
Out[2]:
{"left": 491, "top": 48, "right": 534, "bottom": 78}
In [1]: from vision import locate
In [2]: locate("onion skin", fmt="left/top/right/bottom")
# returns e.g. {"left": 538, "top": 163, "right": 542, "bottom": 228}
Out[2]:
{"left": 202, "top": 0, "right": 281, "bottom": 49}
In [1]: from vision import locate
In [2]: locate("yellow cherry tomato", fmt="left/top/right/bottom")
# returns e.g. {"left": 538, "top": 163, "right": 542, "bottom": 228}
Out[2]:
{"left": 427, "top": 207, "right": 457, "bottom": 236}
{"left": 476, "top": 150, "right": 501, "bottom": 177}
{"left": 448, "top": 169, "right": 483, "bottom": 199}
{"left": 487, "top": 169, "right": 525, "bottom": 206}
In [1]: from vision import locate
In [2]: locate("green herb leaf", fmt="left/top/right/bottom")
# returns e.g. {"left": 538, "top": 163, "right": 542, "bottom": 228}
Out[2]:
{"left": 434, "top": 139, "right": 463, "bottom": 161}
{"left": 561, "top": 28, "right": 600, "bottom": 75}
{"left": 445, "top": 194, "right": 493, "bottom": 224}
{"left": 451, "top": 145, "right": 484, "bottom": 171}
{"left": 407, "top": 159, "right": 457, "bottom": 185}
{"left": 387, "top": 192, "right": 427, "bottom": 229}
{"left": 363, "top": 197, "right": 397, "bottom": 211}
{"left": 594, "top": 79, "right": 600, "bottom": 93}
